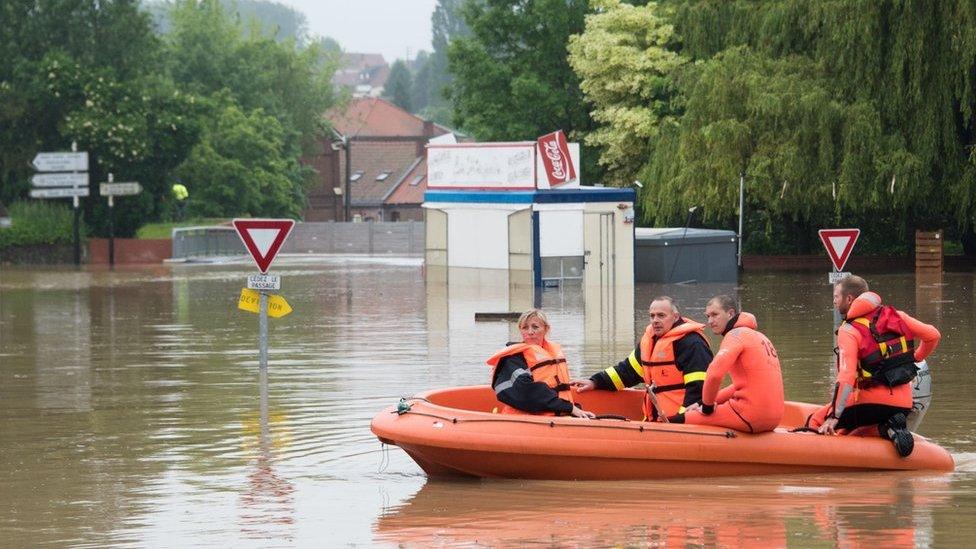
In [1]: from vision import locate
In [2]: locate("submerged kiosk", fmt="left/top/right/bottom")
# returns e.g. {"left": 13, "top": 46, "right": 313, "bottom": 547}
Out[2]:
{"left": 422, "top": 141, "right": 635, "bottom": 344}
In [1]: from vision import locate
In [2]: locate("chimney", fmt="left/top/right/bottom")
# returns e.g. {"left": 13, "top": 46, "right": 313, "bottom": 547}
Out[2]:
{"left": 423, "top": 120, "right": 434, "bottom": 138}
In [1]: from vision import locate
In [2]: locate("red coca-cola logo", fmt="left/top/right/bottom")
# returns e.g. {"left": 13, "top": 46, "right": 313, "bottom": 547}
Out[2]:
{"left": 544, "top": 140, "right": 566, "bottom": 180}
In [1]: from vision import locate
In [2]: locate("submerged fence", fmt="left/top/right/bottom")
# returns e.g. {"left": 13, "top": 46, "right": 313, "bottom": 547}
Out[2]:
{"left": 171, "top": 221, "right": 423, "bottom": 260}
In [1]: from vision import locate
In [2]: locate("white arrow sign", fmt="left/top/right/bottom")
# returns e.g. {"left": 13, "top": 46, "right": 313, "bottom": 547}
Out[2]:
{"left": 31, "top": 173, "right": 89, "bottom": 188}
{"left": 100, "top": 182, "right": 142, "bottom": 196}
{"left": 32, "top": 152, "right": 89, "bottom": 172}
{"left": 30, "top": 187, "right": 90, "bottom": 199}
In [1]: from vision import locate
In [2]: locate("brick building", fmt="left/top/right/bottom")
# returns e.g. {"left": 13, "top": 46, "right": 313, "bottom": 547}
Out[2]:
{"left": 303, "top": 97, "right": 452, "bottom": 222}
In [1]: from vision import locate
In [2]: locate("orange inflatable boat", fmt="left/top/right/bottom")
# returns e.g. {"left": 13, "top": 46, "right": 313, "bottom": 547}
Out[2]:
{"left": 370, "top": 386, "right": 954, "bottom": 480}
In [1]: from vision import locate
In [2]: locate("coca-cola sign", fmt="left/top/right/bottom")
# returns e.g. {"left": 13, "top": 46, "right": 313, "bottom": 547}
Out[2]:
{"left": 537, "top": 130, "right": 577, "bottom": 187}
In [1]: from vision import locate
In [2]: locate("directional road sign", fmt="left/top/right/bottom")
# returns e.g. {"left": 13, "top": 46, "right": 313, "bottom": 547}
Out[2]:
{"left": 32, "top": 152, "right": 88, "bottom": 172}
{"left": 818, "top": 228, "right": 860, "bottom": 272}
{"left": 30, "top": 187, "right": 90, "bottom": 199}
{"left": 100, "top": 182, "right": 142, "bottom": 196}
{"left": 31, "top": 173, "right": 89, "bottom": 188}
{"left": 233, "top": 218, "right": 295, "bottom": 274}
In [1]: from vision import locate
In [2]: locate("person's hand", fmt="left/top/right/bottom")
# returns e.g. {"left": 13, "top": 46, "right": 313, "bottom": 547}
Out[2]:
{"left": 684, "top": 402, "right": 702, "bottom": 414}
{"left": 571, "top": 379, "right": 595, "bottom": 392}
{"left": 818, "top": 417, "right": 839, "bottom": 435}
{"left": 570, "top": 406, "right": 595, "bottom": 419}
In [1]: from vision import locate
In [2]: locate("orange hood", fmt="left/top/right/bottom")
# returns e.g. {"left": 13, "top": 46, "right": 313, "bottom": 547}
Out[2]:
{"left": 846, "top": 291, "right": 883, "bottom": 320}
{"left": 733, "top": 312, "right": 758, "bottom": 330}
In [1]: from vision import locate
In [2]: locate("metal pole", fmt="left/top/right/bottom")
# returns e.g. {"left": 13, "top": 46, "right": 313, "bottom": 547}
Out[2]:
{"left": 71, "top": 141, "right": 81, "bottom": 266}
{"left": 259, "top": 291, "right": 269, "bottom": 372}
{"left": 108, "top": 195, "right": 114, "bottom": 268}
{"left": 343, "top": 136, "right": 351, "bottom": 222}
{"left": 107, "top": 173, "right": 115, "bottom": 268}
{"left": 738, "top": 173, "right": 744, "bottom": 268}
{"left": 73, "top": 196, "right": 80, "bottom": 265}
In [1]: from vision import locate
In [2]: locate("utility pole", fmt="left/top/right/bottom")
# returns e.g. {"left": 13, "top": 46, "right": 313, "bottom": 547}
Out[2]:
{"left": 344, "top": 135, "right": 351, "bottom": 222}
{"left": 738, "top": 173, "right": 745, "bottom": 268}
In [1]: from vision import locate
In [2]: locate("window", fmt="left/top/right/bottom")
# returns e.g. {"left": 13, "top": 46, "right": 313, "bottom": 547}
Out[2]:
{"left": 375, "top": 171, "right": 391, "bottom": 181}
{"left": 409, "top": 174, "right": 425, "bottom": 186}
{"left": 391, "top": 211, "right": 401, "bottom": 222}
{"left": 350, "top": 170, "right": 363, "bottom": 182}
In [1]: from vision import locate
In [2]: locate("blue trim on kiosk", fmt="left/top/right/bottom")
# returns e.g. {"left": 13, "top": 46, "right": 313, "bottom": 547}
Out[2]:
{"left": 424, "top": 188, "right": 636, "bottom": 204}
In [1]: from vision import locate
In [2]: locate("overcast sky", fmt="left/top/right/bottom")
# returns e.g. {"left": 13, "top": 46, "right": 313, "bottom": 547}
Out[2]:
{"left": 277, "top": 0, "right": 438, "bottom": 62}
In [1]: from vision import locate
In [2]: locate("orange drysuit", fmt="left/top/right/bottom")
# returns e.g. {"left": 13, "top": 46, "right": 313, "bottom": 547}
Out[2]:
{"left": 683, "top": 312, "right": 785, "bottom": 433}
{"left": 808, "top": 292, "right": 940, "bottom": 430}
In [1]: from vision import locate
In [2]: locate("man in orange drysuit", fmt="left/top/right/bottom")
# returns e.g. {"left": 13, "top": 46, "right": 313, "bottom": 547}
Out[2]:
{"left": 673, "top": 295, "right": 785, "bottom": 433}
{"left": 807, "top": 274, "right": 941, "bottom": 456}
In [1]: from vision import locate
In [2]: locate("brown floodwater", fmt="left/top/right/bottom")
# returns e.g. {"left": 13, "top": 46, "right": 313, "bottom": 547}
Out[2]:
{"left": 1, "top": 258, "right": 974, "bottom": 547}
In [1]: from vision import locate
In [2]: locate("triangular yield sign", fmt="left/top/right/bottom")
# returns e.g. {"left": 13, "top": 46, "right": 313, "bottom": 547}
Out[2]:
{"left": 233, "top": 218, "right": 295, "bottom": 273}
{"left": 818, "top": 228, "right": 860, "bottom": 271}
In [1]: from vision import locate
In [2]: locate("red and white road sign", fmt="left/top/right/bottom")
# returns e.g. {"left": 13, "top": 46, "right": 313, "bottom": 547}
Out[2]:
{"left": 233, "top": 218, "right": 295, "bottom": 273}
{"left": 537, "top": 130, "right": 577, "bottom": 187}
{"left": 818, "top": 228, "right": 860, "bottom": 271}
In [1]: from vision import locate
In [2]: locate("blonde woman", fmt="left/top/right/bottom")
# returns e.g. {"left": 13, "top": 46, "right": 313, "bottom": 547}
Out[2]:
{"left": 486, "top": 309, "right": 594, "bottom": 418}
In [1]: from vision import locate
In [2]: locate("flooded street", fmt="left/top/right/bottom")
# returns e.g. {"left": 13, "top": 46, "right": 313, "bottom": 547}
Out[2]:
{"left": 2, "top": 259, "right": 975, "bottom": 547}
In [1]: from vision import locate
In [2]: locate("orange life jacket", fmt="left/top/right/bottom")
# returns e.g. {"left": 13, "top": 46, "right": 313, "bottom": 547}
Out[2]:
{"left": 487, "top": 340, "right": 573, "bottom": 415}
{"left": 846, "top": 300, "right": 917, "bottom": 387}
{"left": 639, "top": 319, "right": 707, "bottom": 420}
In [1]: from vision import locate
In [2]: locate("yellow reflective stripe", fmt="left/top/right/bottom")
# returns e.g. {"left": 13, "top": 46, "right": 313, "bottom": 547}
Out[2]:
{"left": 683, "top": 371, "right": 707, "bottom": 384}
{"left": 853, "top": 318, "right": 871, "bottom": 327}
{"left": 605, "top": 367, "right": 625, "bottom": 390}
{"left": 628, "top": 351, "right": 644, "bottom": 377}
{"left": 879, "top": 340, "right": 888, "bottom": 356}
{"left": 678, "top": 406, "right": 686, "bottom": 414}
{"left": 900, "top": 336, "right": 908, "bottom": 352}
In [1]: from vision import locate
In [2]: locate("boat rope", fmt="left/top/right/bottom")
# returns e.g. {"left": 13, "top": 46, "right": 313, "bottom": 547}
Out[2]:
{"left": 392, "top": 409, "right": 736, "bottom": 438}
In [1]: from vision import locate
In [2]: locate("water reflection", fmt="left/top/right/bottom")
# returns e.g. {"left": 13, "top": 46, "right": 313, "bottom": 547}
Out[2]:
{"left": 375, "top": 473, "right": 951, "bottom": 548}
{"left": 1, "top": 262, "right": 975, "bottom": 546}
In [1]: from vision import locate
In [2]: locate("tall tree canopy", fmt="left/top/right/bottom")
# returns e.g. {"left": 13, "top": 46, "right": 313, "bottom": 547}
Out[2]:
{"left": 383, "top": 60, "right": 414, "bottom": 112}
{"left": 570, "top": 0, "right": 976, "bottom": 252}
{"left": 448, "top": 0, "right": 600, "bottom": 180}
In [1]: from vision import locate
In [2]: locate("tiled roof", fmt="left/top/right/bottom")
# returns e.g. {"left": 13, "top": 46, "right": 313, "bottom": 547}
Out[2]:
{"left": 328, "top": 97, "right": 450, "bottom": 137}
{"left": 386, "top": 156, "right": 427, "bottom": 205}
{"left": 331, "top": 53, "right": 389, "bottom": 89}
{"left": 346, "top": 142, "right": 421, "bottom": 206}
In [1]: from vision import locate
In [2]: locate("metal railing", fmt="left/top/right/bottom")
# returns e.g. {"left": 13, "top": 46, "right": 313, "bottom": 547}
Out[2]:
{"left": 171, "top": 226, "right": 245, "bottom": 259}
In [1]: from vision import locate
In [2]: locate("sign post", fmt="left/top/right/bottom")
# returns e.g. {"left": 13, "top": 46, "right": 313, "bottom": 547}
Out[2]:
{"left": 234, "top": 218, "right": 295, "bottom": 397}
{"left": 99, "top": 175, "right": 142, "bottom": 268}
{"left": 31, "top": 144, "right": 88, "bottom": 265}
{"left": 819, "top": 228, "right": 861, "bottom": 332}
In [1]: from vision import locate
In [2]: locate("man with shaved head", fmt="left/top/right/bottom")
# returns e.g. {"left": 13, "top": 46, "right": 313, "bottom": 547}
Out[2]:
{"left": 573, "top": 296, "right": 713, "bottom": 421}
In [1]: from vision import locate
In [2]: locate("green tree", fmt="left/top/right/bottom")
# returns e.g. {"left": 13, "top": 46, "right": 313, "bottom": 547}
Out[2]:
{"left": 175, "top": 98, "right": 303, "bottom": 218}
{"left": 423, "top": 0, "right": 469, "bottom": 125}
{"left": 571, "top": 0, "right": 976, "bottom": 252}
{"left": 448, "top": 0, "right": 599, "bottom": 180}
{"left": 568, "top": 0, "right": 686, "bottom": 185}
{"left": 410, "top": 50, "right": 432, "bottom": 112}
{"left": 0, "top": 0, "right": 162, "bottom": 208}
{"left": 383, "top": 60, "right": 413, "bottom": 111}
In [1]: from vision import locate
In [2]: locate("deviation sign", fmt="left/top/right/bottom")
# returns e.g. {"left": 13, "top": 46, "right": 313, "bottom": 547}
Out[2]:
{"left": 233, "top": 218, "right": 295, "bottom": 273}
{"left": 818, "top": 228, "right": 860, "bottom": 272}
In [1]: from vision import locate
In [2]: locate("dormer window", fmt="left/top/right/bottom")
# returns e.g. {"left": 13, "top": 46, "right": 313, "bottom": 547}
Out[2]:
{"left": 375, "top": 171, "right": 391, "bottom": 181}
{"left": 409, "top": 174, "right": 425, "bottom": 186}
{"left": 350, "top": 170, "right": 363, "bottom": 182}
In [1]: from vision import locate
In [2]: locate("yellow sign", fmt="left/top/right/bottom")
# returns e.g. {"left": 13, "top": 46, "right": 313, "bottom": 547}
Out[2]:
{"left": 238, "top": 288, "right": 293, "bottom": 318}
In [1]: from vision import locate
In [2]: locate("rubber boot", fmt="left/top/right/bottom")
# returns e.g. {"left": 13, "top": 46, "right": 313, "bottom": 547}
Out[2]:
{"left": 880, "top": 413, "right": 914, "bottom": 457}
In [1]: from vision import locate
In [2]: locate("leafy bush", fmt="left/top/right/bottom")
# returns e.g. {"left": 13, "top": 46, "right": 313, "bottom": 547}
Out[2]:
{"left": 0, "top": 201, "right": 84, "bottom": 248}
